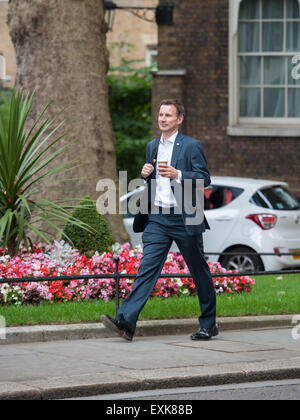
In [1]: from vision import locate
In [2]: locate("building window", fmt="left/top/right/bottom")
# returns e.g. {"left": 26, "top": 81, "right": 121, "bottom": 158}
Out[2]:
{"left": 146, "top": 45, "right": 158, "bottom": 67}
{"left": 228, "top": 0, "right": 300, "bottom": 136}
{"left": 0, "top": 54, "right": 10, "bottom": 83}
{"left": 0, "top": 54, "right": 6, "bottom": 80}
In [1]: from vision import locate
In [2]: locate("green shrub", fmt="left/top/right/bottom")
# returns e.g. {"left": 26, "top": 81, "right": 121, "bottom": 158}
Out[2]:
{"left": 63, "top": 196, "right": 113, "bottom": 255}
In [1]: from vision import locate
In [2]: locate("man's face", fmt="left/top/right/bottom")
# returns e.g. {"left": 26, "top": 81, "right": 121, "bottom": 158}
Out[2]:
{"left": 158, "top": 105, "right": 183, "bottom": 135}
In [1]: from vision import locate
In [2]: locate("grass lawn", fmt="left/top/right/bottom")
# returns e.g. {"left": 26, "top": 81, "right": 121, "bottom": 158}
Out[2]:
{"left": 1, "top": 274, "right": 299, "bottom": 327}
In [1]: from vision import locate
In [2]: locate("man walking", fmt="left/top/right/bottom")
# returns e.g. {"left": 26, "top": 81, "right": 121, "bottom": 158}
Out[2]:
{"left": 102, "top": 99, "right": 217, "bottom": 342}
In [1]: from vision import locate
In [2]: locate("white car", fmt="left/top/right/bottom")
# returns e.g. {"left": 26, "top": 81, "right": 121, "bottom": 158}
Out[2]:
{"left": 120, "top": 176, "right": 300, "bottom": 272}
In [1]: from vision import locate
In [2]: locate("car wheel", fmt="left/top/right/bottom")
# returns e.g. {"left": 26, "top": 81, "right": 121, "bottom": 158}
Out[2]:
{"left": 220, "top": 246, "right": 264, "bottom": 272}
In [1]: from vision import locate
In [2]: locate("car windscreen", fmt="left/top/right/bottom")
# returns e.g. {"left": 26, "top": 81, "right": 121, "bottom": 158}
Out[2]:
{"left": 250, "top": 185, "right": 300, "bottom": 210}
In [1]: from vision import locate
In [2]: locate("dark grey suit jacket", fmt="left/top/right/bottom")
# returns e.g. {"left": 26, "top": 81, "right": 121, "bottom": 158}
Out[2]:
{"left": 143, "top": 132, "right": 211, "bottom": 235}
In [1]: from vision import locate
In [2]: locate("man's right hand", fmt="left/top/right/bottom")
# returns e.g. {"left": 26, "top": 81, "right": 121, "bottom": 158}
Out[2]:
{"left": 141, "top": 162, "right": 155, "bottom": 179}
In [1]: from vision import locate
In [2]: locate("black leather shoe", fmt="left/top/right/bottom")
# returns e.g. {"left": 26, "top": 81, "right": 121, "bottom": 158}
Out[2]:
{"left": 101, "top": 314, "right": 134, "bottom": 342}
{"left": 191, "top": 323, "right": 219, "bottom": 340}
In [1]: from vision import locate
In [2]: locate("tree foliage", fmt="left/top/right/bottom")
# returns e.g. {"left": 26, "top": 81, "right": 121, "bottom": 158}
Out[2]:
{"left": 108, "top": 59, "right": 155, "bottom": 181}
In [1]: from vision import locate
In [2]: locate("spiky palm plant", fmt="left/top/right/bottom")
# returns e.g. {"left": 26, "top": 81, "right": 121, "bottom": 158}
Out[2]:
{"left": 0, "top": 90, "right": 93, "bottom": 256}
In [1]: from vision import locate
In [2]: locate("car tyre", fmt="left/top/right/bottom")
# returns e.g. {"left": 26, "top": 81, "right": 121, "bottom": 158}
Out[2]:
{"left": 220, "top": 246, "right": 264, "bottom": 272}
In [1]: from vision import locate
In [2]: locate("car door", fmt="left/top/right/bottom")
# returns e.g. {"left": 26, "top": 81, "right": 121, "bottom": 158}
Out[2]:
{"left": 203, "top": 185, "right": 243, "bottom": 259}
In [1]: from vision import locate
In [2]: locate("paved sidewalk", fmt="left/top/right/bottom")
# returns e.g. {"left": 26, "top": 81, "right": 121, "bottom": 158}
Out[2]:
{"left": 0, "top": 323, "right": 300, "bottom": 399}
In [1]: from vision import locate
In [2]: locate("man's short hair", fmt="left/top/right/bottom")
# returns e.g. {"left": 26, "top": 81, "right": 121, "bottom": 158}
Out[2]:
{"left": 159, "top": 99, "right": 185, "bottom": 117}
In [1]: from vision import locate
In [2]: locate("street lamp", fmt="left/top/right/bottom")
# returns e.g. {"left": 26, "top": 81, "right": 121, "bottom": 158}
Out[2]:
{"left": 104, "top": 0, "right": 117, "bottom": 30}
{"left": 104, "top": 0, "right": 174, "bottom": 30}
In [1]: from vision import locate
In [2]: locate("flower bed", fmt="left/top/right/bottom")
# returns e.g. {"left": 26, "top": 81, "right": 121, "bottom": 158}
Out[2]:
{"left": 0, "top": 242, "right": 255, "bottom": 305}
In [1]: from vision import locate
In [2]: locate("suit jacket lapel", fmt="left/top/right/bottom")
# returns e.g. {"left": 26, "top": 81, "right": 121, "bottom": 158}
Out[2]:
{"left": 171, "top": 132, "right": 184, "bottom": 168}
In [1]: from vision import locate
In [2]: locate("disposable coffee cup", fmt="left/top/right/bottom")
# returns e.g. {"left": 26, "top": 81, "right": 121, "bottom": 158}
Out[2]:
{"left": 158, "top": 160, "right": 168, "bottom": 166}
{"left": 158, "top": 160, "right": 168, "bottom": 174}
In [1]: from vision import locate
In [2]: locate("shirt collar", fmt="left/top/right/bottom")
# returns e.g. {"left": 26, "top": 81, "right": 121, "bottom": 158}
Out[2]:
{"left": 160, "top": 131, "right": 178, "bottom": 145}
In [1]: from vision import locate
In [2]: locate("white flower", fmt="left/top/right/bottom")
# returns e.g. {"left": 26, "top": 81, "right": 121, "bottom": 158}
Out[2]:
{"left": 111, "top": 243, "right": 122, "bottom": 254}
{"left": 0, "top": 284, "right": 24, "bottom": 305}
{"left": 44, "top": 240, "right": 79, "bottom": 267}
{"left": 134, "top": 244, "right": 143, "bottom": 254}
{"left": 174, "top": 278, "right": 183, "bottom": 287}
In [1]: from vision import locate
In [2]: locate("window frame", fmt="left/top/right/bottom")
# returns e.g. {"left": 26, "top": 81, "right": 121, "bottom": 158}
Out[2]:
{"left": 250, "top": 185, "right": 300, "bottom": 210}
{"left": 204, "top": 185, "right": 244, "bottom": 210}
{"left": 0, "top": 54, "right": 6, "bottom": 80}
{"left": 0, "top": 54, "right": 10, "bottom": 83}
{"left": 228, "top": 0, "right": 300, "bottom": 137}
{"left": 146, "top": 45, "right": 158, "bottom": 67}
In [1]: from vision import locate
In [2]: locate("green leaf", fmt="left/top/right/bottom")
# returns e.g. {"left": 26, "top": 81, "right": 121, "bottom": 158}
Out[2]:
{"left": 17, "top": 194, "right": 32, "bottom": 215}
{"left": 0, "top": 210, "right": 11, "bottom": 244}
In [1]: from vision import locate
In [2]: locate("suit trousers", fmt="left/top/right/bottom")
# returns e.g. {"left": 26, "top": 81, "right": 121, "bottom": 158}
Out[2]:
{"left": 117, "top": 212, "right": 216, "bottom": 331}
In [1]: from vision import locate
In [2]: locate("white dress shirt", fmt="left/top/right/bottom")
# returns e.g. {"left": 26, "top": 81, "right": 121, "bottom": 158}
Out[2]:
{"left": 154, "top": 131, "right": 182, "bottom": 208}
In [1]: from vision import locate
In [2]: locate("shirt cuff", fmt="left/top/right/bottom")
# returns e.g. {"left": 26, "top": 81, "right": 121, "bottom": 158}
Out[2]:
{"left": 176, "top": 170, "right": 182, "bottom": 183}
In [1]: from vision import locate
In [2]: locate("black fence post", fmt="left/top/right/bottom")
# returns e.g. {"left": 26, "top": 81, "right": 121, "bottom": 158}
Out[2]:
{"left": 114, "top": 256, "right": 120, "bottom": 317}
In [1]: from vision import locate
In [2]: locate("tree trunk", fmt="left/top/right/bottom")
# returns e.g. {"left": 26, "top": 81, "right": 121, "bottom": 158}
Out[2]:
{"left": 8, "top": 0, "right": 129, "bottom": 244}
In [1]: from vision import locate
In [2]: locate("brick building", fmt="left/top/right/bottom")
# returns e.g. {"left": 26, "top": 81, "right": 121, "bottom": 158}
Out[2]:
{"left": 152, "top": 0, "right": 300, "bottom": 197}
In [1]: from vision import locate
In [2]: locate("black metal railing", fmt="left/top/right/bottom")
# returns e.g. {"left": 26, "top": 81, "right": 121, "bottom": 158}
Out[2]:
{"left": 206, "top": 252, "right": 300, "bottom": 256}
